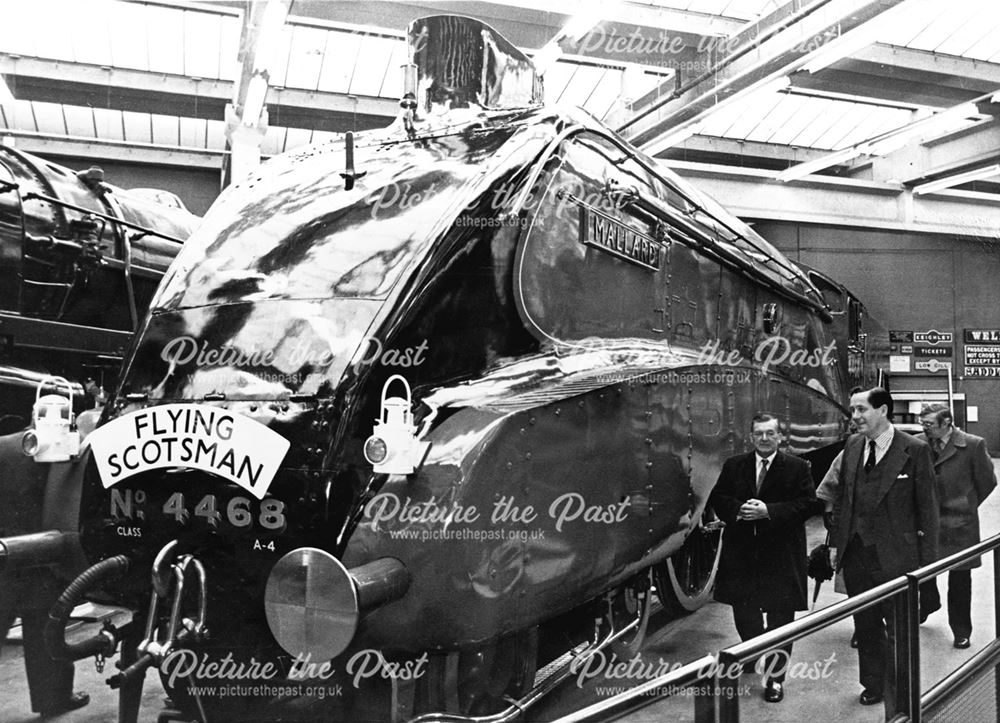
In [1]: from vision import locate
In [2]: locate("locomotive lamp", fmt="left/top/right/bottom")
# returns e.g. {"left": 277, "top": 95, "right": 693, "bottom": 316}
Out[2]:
{"left": 21, "top": 376, "right": 80, "bottom": 463}
{"left": 363, "top": 375, "right": 431, "bottom": 475}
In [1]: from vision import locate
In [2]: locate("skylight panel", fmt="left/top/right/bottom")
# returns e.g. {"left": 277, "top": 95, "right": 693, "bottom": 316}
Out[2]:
{"left": 150, "top": 113, "right": 179, "bottom": 146}
{"left": 284, "top": 25, "right": 327, "bottom": 90}
{"left": 122, "top": 110, "right": 152, "bottom": 145}
{"left": 109, "top": 2, "right": 150, "bottom": 71}
{"left": 93, "top": 107, "right": 124, "bottom": 141}
{"left": 63, "top": 105, "right": 96, "bottom": 137}
{"left": 349, "top": 35, "right": 395, "bottom": 97}
{"left": 317, "top": 30, "right": 362, "bottom": 94}
{"left": 179, "top": 116, "right": 207, "bottom": 148}
{"left": 184, "top": 10, "right": 224, "bottom": 79}
{"left": 145, "top": 5, "right": 185, "bottom": 75}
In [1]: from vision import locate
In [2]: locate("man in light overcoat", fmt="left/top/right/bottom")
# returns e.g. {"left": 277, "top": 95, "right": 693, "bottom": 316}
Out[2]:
{"left": 916, "top": 403, "right": 996, "bottom": 648}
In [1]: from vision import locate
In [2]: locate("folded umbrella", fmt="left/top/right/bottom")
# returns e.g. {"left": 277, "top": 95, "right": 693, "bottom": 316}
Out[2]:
{"left": 806, "top": 534, "right": 834, "bottom": 610}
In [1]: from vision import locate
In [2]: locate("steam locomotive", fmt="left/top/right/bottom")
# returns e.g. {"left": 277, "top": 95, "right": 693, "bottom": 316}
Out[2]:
{"left": 5, "top": 14, "right": 886, "bottom": 723}
{"left": 0, "top": 145, "right": 199, "bottom": 431}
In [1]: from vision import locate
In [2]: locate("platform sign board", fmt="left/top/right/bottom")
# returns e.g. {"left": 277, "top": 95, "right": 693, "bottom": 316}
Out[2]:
{"left": 914, "top": 346, "right": 952, "bottom": 357}
{"left": 915, "top": 359, "right": 951, "bottom": 373}
{"left": 890, "top": 355, "right": 911, "bottom": 373}
{"left": 963, "top": 343, "right": 1000, "bottom": 377}
{"left": 914, "top": 330, "right": 952, "bottom": 345}
{"left": 890, "top": 330, "right": 914, "bottom": 343}
{"left": 965, "top": 329, "right": 1000, "bottom": 343}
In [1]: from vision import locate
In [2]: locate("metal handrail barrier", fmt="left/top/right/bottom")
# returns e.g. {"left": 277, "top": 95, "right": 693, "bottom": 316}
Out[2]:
{"left": 551, "top": 654, "right": 718, "bottom": 723}
{"left": 551, "top": 531, "right": 1000, "bottom": 723}
{"left": 922, "top": 637, "right": 1000, "bottom": 713}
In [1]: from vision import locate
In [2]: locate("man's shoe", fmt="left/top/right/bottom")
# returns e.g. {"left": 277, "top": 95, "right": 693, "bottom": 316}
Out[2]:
{"left": 850, "top": 632, "right": 858, "bottom": 648}
{"left": 764, "top": 680, "right": 784, "bottom": 703}
{"left": 859, "top": 689, "right": 883, "bottom": 706}
{"left": 38, "top": 691, "right": 90, "bottom": 717}
{"left": 954, "top": 637, "right": 971, "bottom": 649}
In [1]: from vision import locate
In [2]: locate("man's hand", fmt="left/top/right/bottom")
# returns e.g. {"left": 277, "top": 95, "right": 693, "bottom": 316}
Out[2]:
{"left": 738, "top": 498, "right": 769, "bottom": 521}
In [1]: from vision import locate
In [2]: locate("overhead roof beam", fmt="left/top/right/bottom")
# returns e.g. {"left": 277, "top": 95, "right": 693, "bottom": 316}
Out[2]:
{"left": 620, "top": 0, "right": 911, "bottom": 151}
{"left": 864, "top": 118, "right": 1000, "bottom": 184}
{"left": 789, "top": 43, "right": 1000, "bottom": 108}
{"left": 668, "top": 160, "right": 1000, "bottom": 239}
{"left": 0, "top": 55, "right": 398, "bottom": 132}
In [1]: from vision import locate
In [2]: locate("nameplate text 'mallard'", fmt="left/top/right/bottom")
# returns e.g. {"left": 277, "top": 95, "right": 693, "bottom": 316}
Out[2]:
{"left": 579, "top": 206, "right": 662, "bottom": 271}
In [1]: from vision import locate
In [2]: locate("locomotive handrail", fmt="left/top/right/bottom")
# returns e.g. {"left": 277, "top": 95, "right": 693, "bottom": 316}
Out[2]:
{"left": 18, "top": 189, "right": 185, "bottom": 244}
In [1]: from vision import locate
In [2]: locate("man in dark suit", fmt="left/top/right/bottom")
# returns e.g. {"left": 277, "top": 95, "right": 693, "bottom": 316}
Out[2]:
{"left": 917, "top": 403, "right": 996, "bottom": 648}
{"left": 709, "top": 412, "right": 816, "bottom": 704}
{"left": 819, "top": 387, "right": 938, "bottom": 717}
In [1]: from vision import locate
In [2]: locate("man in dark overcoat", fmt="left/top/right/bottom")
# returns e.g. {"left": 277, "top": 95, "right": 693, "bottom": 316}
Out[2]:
{"left": 709, "top": 412, "right": 816, "bottom": 704}
{"left": 819, "top": 387, "right": 938, "bottom": 718}
{"left": 916, "top": 403, "right": 996, "bottom": 648}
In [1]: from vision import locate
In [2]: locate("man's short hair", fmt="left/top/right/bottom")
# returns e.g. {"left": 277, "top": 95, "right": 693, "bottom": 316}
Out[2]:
{"left": 920, "top": 403, "right": 952, "bottom": 425}
{"left": 866, "top": 387, "right": 893, "bottom": 419}
{"left": 751, "top": 412, "right": 780, "bottom": 429}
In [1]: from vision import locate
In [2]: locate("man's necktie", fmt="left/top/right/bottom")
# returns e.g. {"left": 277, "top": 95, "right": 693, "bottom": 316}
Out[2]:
{"left": 864, "top": 440, "right": 877, "bottom": 473}
{"left": 757, "top": 458, "right": 768, "bottom": 492}
{"left": 932, "top": 438, "right": 943, "bottom": 460}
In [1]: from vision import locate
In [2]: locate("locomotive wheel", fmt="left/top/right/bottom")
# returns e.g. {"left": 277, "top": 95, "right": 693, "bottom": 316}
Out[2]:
{"left": 607, "top": 569, "right": 653, "bottom": 661}
{"left": 655, "top": 517, "right": 723, "bottom": 616}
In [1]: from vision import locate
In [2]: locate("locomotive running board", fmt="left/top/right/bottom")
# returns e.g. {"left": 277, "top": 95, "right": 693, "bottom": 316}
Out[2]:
{"left": 404, "top": 617, "right": 637, "bottom": 723}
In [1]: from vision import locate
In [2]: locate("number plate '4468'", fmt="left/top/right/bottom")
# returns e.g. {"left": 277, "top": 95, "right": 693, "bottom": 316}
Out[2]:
{"left": 110, "top": 489, "right": 287, "bottom": 532}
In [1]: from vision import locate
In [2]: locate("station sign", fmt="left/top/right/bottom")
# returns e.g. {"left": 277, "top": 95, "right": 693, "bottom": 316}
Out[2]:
{"left": 889, "top": 330, "right": 913, "bottom": 343}
{"left": 965, "top": 345, "right": 1000, "bottom": 365}
{"left": 915, "top": 359, "right": 951, "bottom": 373}
{"left": 889, "top": 355, "right": 911, "bottom": 373}
{"left": 914, "top": 346, "right": 952, "bottom": 357}
{"left": 900, "top": 344, "right": 913, "bottom": 354}
{"left": 913, "top": 330, "right": 952, "bottom": 345}
{"left": 965, "top": 329, "right": 1000, "bottom": 343}
{"left": 966, "top": 367, "right": 1000, "bottom": 377}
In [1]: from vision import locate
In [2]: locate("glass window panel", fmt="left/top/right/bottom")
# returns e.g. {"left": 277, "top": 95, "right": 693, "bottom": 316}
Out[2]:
{"left": 933, "top": 13, "right": 992, "bottom": 55}
{"left": 559, "top": 65, "right": 602, "bottom": 108}
{"left": 768, "top": 96, "right": 828, "bottom": 146}
{"left": 907, "top": 6, "right": 977, "bottom": 51}
{"left": 109, "top": 2, "right": 150, "bottom": 71}
{"left": 260, "top": 25, "right": 294, "bottom": 88}
{"left": 179, "top": 116, "right": 206, "bottom": 148}
{"left": 122, "top": 110, "right": 153, "bottom": 143}
{"left": 378, "top": 39, "right": 408, "bottom": 98}
{"left": 542, "top": 62, "right": 574, "bottom": 105}
{"left": 744, "top": 94, "right": 798, "bottom": 143}
{"left": 35, "top": 1, "right": 76, "bottom": 62}
{"left": 715, "top": 87, "right": 784, "bottom": 139}
{"left": 317, "top": 30, "right": 362, "bottom": 93}
{"left": 349, "top": 35, "right": 395, "bottom": 97}
{"left": 206, "top": 119, "right": 226, "bottom": 150}
{"left": 94, "top": 107, "right": 124, "bottom": 141}
{"left": 32, "top": 101, "right": 67, "bottom": 135}
{"left": 219, "top": 15, "right": 242, "bottom": 82}
{"left": 811, "top": 104, "right": 870, "bottom": 150}
{"left": 2, "top": 100, "right": 38, "bottom": 132}
{"left": 0, "top": 3, "right": 39, "bottom": 57}
{"left": 793, "top": 99, "right": 853, "bottom": 148}
{"left": 184, "top": 11, "right": 223, "bottom": 79}
{"left": 827, "top": 105, "right": 884, "bottom": 150}
{"left": 284, "top": 25, "right": 327, "bottom": 90}
{"left": 585, "top": 68, "right": 625, "bottom": 121}
{"left": 284, "top": 127, "right": 313, "bottom": 152}
{"left": 63, "top": 105, "right": 96, "bottom": 137}
{"left": 261, "top": 125, "right": 286, "bottom": 156}
{"left": 150, "top": 113, "right": 178, "bottom": 146}
{"left": 145, "top": 6, "right": 185, "bottom": 75}
{"left": 71, "top": 2, "right": 113, "bottom": 66}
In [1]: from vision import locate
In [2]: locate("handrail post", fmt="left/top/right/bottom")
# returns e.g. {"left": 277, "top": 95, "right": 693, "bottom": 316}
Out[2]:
{"left": 717, "top": 650, "right": 740, "bottom": 723}
{"left": 994, "top": 547, "right": 1000, "bottom": 719}
{"left": 694, "top": 676, "right": 716, "bottom": 723}
{"left": 903, "top": 573, "right": 921, "bottom": 723}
